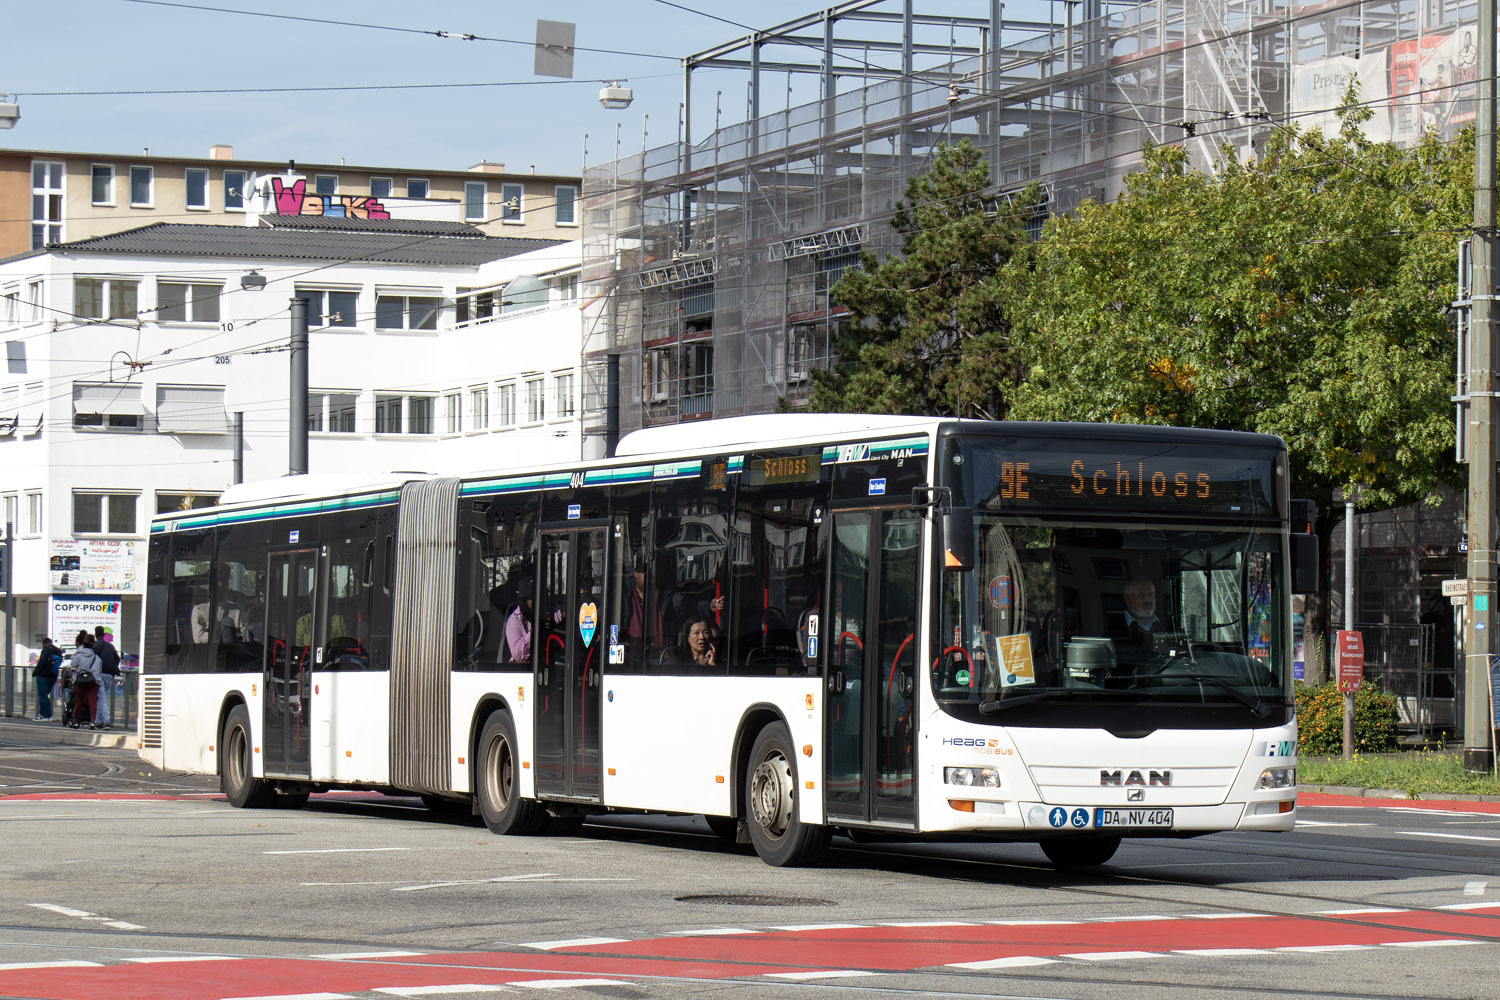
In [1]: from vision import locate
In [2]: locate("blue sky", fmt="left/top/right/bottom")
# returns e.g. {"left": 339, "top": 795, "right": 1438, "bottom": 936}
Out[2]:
{"left": 4, "top": 0, "right": 977, "bottom": 177}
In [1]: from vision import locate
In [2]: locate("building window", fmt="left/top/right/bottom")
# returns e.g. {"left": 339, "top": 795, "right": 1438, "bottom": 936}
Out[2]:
{"left": 185, "top": 167, "right": 209, "bottom": 210}
{"left": 314, "top": 174, "right": 338, "bottom": 196}
{"left": 91, "top": 164, "right": 115, "bottom": 206}
{"left": 72, "top": 382, "right": 143, "bottom": 431}
{"left": 26, "top": 281, "right": 43, "bottom": 324}
{"left": 496, "top": 382, "right": 516, "bottom": 427}
{"left": 464, "top": 181, "right": 486, "bottom": 221}
{"left": 374, "top": 293, "right": 439, "bottom": 331}
{"left": 553, "top": 274, "right": 579, "bottom": 303}
{"left": 647, "top": 347, "right": 674, "bottom": 402}
{"left": 555, "top": 185, "right": 578, "bottom": 225}
{"left": 308, "top": 392, "right": 357, "bottom": 433}
{"left": 130, "top": 166, "right": 154, "bottom": 207}
{"left": 501, "top": 182, "right": 524, "bottom": 223}
{"left": 298, "top": 288, "right": 359, "bottom": 328}
{"left": 406, "top": 178, "right": 429, "bottom": 199}
{"left": 454, "top": 287, "right": 500, "bottom": 326}
{"left": 370, "top": 177, "right": 392, "bottom": 199}
{"left": 224, "top": 169, "right": 247, "bottom": 211}
{"left": 525, "top": 376, "right": 545, "bottom": 422}
{"left": 2, "top": 494, "right": 16, "bottom": 530}
{"left": 444, "top": 391, "right": 462, "bottom": 434}
{"left": 25, "top": 492, "right": 42, "bottom": 536}
{"left": 74, "top": 277, "right": 139, "bottom": 321}
{"left": 2, "top": 288, "right": 17, "bottom": 329}
{"left": 375, "top": 394, "right": 434, "bottom": 435}
{"left": 155, "top": 385, "right": 228, "bottom": 435}
{"left": 553, "top": 371, "right": 575, "bottom": 419}
{"left": 157, "top": 281, "right": 221, "bottom": 323}
{"left": 470, "top": 385, "right": 489, "bottom": 431}
{"left": 31, "top": 160, "right": 63, "bottom": 249}
{"left": 73, "top": 491, "right": 139, "bottom": 535}
{"left": 156, "top": 491, "right": 220, "bottom": 514}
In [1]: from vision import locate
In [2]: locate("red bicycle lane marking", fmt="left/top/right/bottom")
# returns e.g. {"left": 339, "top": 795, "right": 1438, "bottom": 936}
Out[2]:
{"left": 1298, "top": 794, "right": 1500, "bottom": 814}
{"left": 5, "top": 906, "right": 1498, "bottom": 1000}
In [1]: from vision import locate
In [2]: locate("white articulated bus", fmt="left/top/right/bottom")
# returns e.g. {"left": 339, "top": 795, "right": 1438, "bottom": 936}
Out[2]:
{"left": 139, "top": 414, "right": 1314, "bottom": 867}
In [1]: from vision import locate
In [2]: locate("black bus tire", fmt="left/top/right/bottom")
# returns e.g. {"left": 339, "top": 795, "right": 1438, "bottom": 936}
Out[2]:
{"left": 220, "top": 704, "right": 276, "bottom": 808}
{"left": 1040, "top": 835, "right": 1122, "bottom": 868}
{"left": 476, "top": 710, "right": 547, "bottom": 835}
{"left": 745, "top": 721, "right": 830, "bottom": 866}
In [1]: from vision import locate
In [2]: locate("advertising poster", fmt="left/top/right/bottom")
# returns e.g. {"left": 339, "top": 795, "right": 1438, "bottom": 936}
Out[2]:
{"left": 1291, "top": 52, "right": 1390, "bottom": 142}
{"left": 49, "top": 538, "right": 141, "bottom": 593}
{"left": 49, "top": 597, "right": 123, "bottom": 646}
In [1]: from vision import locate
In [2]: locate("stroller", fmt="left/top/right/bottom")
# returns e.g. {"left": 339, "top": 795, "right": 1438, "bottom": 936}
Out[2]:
{"left": 57, "top": 662, "right": 76, "bottom": 726}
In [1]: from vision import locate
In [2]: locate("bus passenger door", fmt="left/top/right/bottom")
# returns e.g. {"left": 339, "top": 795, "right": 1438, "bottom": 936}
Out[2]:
{"left": 823, "top": 509, "right": 919, "bottom": 827}
{"left": 534, "top": 527, "right": 605, "bottom": 802}
{"left": 263, "top": 547, "right": 318, "bottom": 778}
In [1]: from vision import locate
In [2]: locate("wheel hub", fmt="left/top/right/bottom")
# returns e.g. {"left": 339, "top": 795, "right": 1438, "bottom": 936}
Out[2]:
{"left": 750, "top": 754, "right": 793, "bottom": 838}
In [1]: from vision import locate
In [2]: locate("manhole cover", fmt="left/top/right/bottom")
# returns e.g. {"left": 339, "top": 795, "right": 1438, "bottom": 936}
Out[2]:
{"left": 674, "top": 894, "right": 837, "bottom": 907}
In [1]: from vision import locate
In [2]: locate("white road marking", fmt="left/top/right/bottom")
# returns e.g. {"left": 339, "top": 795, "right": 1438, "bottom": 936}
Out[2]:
{"left": 26, "top": 902, "right": 143, "bottom": 930}
{"left": 1383, "top": 939, "right": 1483, "bottom": 948}
{"left": 264, "top": 848, "right": 411, "bottom": 855}
{"left": 1062, "top": 950, "right": 1163, "bottom": 961}
{"left": 985, "top": 919, "right": 1079, "bottom": 926}
{"left": 302, "top": 881, "right": 407, "bottom": 887}
{"left": 519, "top": 938, "right": 629, "bottom": 951}
{"left": 1172, "top": 948, "right": 1269, "bottom": 957}
{"left": 1275, "top": 945, "right": 1377, "bottom": 953}
{"left": 669, "top": 927, "right": 755, "bottom": 936}
{"left": 765, "top": 970, "right": 876, "bottom": 979}
{"left": 124, "top": 956, "right": 238, "bottom": 963}
{"left": 1437, "top": 901, "right": 1500, "bottom": 910}
{"left": 1464, "top": 881, "right": 1488, "bottom": 895}
{"left": 395, "top": 876, "right": 632, "bottom": 892}
{"left": 1315, "top": 908, "right": 1402, "bottom": 915}
{"left": 220, "top": 994, "right": 354, "bottom": 1000}
{"left": 374, "top": 987, "right": 515, "bottom": 996}
{"left": 877, "top": 921, "right": 977, "bottom": 927}
{"left": 0, "top": 961, "right": 101, "bottom": 970}
{"left": 770, "top": 923, "right": 868, "bottom": 931}
{"left": 1175, "top": 913, "right": 1268, "bottom": 919}
{"left": 509, "top": 980, "right": 632, "bottom": 990}
{"left": 312, "top": 951, "right": 428, "bottom": 960}
{"left": 948, "top": 956, "right": 1057, "bottom": 969}
{"left": 1096, "top": 915, "right": 1173, "bottom": 922}
{"left": 1295, "top": 820, "right": 1375, "bottom": 827}
{"left": 1397, "top": 832, "right": 1500, "bottom": 843}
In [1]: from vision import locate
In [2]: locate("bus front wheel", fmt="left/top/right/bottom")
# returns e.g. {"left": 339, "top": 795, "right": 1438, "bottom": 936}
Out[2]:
{"left": 1040, "top": 836, "right": 1121, "bottom": 868}
{"left": 745, "top": 722, "right": 829, "bottom": 866}
{"left": 220, "top": 705, "right": 276, "bottom": 808}
{"left": 476, "top": 710, "right": 546, "bottom": 835}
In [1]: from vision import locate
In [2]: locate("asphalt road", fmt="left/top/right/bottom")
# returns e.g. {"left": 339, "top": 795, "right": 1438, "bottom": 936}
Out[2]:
{"left": 1, "top": 734, "right": 1498, "bottom": 1000}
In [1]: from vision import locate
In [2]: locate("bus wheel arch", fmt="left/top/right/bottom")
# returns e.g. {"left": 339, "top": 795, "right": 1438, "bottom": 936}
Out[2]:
{"left": 474, "top": 707, "right": 547, "bottom": 835}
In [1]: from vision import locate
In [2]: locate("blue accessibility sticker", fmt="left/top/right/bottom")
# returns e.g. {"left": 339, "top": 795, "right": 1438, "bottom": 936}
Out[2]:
{"left": 1048, "top": 807, "right": 1068, "bottom": 828}
{"left": 1071, "top": 808, "right": 1089, "bottom": 828}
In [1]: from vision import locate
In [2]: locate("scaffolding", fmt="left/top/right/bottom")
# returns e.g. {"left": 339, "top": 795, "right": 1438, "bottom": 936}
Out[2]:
{"left": 580, "top": 0, "right": 1480, "bottom": 444}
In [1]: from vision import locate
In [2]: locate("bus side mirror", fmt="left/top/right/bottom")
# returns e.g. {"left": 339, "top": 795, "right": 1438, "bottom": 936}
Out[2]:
{"left": 941, "top": 507, "right": 975, "bottom": 572}
{"left": 1291, "top": 532, "right": 1318, "bottom": 593}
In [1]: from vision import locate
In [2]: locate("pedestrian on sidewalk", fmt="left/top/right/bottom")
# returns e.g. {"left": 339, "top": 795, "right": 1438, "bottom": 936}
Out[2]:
{"left": 92, "top": 626, "right": 120, "bottom": 730}
{"left": 68, "top": 631, "right": 101, "bottom": 730}
{"left": 32, "top": 637, "right": 62, "bottom": 721}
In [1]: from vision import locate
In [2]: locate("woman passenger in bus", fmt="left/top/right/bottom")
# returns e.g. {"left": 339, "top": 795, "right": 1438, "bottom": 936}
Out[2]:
{"left": 678, "top": 617, "right": 720, "bottom": 670}
{"left": 505, "top": 578, "right": 535, "bottom": 663}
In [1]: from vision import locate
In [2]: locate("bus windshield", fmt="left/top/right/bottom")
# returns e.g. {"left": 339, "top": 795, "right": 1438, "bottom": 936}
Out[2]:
{"left": 934, "top": 516, "right": 1289, "bottom": 721}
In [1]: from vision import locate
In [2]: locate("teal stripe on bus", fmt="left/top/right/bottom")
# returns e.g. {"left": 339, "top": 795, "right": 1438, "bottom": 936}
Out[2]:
{"left": 151, "top": 490, "right": 401, "bottom": 533}
{"left": 820, "top": 436, "right": 931, "bottom": 465}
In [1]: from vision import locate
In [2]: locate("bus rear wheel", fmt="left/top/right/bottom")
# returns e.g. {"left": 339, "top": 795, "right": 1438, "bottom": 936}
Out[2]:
{"left": 1040, "top": 836, "right": 1121, "bottom": 868}
{"left": 220, "top": 705, "right": 276, "bottom": 808}
{"left": 745, "top": 722, "right": 829, "bottom": 867}
{"left": 476, "top": 710, "right": 546, "bottom": 835}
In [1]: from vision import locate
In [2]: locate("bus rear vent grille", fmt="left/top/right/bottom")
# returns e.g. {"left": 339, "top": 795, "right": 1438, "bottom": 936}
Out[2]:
{"left": 140, "top": 677, "right": 164, "bottom": 749}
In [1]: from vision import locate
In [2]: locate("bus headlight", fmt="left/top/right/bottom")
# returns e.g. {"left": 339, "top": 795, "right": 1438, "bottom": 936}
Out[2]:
{"left": 1259, "top": 766, "right": 1297, "bottom": 789}
{"left": 945, "top": 766, "right": 1001, "bottom": 788}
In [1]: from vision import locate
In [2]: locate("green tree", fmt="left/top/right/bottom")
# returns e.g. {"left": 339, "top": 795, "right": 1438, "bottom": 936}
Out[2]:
{"left": 807, "top": 140, "right": 1041, "bottom": 418}
{"left": 999, "top": 111, "right": 1468, "bottom": 677}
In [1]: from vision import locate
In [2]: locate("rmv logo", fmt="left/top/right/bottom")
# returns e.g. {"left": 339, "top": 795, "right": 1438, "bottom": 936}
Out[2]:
{"left": 1100, "top": 769, "right": 1172, "bottom": 786}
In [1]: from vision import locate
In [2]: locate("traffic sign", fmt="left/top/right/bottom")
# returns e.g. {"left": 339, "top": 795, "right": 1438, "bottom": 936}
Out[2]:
{"left": 1442, "top": 578, "right": 1470, "bottom": 597}
{"left": 1336, "top": 630, "right": 1364, "bottom": 692}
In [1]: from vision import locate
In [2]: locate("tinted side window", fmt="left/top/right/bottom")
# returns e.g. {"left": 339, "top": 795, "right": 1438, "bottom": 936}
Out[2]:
{"left": 650, "top": 458, "right": 732, "bottom": 674}
{"left": 213, "top": 520, "right": 268, "bottom": 673}
{"left": 155, "top": 528, "right": 214, "bottom": 673}
{"left": 322, "top": 507, "right": 384, "bottom": 670}
{"left": 610, "top": 483, "right": 652, "bottom": 675}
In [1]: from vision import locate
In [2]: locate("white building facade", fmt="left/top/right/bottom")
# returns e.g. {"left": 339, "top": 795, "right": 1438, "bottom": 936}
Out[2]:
{"left": 0, "top": 216, "right": 586, "bottom": 669}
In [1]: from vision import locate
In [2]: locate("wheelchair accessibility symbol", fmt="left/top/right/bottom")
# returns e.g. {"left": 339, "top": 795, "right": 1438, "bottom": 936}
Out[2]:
{"left": 1048, "top": 807, "right": 1068, "bottom": 828}
{"left": 1071, "top": 808, "right": 1089, "bottom": 828}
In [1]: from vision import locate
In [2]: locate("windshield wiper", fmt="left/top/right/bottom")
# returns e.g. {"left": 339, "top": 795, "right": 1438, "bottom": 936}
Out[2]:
{"left": 1173, "top": 666, "right": 1271, "bottom": 718}
{"left": 979, "top": 689, "right": 1067, "bottom": 714}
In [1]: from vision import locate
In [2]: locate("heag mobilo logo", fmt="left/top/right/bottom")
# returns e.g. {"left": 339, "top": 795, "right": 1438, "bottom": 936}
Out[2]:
{"left": 941, "top": 737, "right": 1013, "bottom": 756}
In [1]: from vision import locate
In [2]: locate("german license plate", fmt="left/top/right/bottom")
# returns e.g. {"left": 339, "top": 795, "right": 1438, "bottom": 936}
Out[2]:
{"left": 1094, "top": 807, "right": 1173, "bottom": 827}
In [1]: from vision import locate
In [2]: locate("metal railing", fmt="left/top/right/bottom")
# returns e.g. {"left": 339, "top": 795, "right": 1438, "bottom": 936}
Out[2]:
{"left": 4, "top": 665, "right": 140, "bottom": 728}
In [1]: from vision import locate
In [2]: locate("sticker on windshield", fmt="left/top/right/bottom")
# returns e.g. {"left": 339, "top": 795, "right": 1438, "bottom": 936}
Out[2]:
{"left": 579, "top": 602, "right": 597, "bottom": 645}
{"left": 994, "top": 633, "right": 1036, "bottom": 687}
